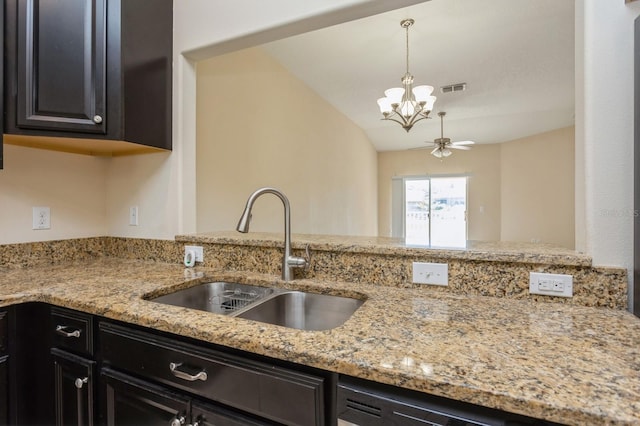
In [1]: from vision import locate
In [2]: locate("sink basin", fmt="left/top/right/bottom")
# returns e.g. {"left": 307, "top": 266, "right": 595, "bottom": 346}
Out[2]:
{"left": 150, "top": 281, "right": 363, "bottom": 330}
{"left": 236, "top": 291, "right": 364, "bottom": 331}
{"left": 150, "top": 282, "right": 274, "bottom": 315}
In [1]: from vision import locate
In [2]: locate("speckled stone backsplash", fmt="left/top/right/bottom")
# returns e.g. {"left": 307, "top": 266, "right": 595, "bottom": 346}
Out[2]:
{"left": 0, "top": 234, "right": 628, "bottom": 309}
{"left": 0, "top": 237, "right": 106, "bottom": 268}
{"left": 176, "top": 232, "right": 628, "bottom": 310}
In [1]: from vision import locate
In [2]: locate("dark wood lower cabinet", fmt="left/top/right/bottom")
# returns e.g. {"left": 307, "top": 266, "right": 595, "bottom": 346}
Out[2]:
{"left": 4, "top": 304, "right": 557, "bottom": 426}
{"left": 0, "top": 309, "right": 7, "bottom": 426}
{"left": 52, "top": 348, "right": 95, "bottom": 426}
{"left": 102, "top": 368, "right": 270, "bottom": 426}
{"left": 103, "top": 369, "right": 189, "bottom": 426}
{"left": 0, "top": 355, "right": 8, "bottom": 426}
{"left": 99, "top": 321, "right": 328, "bottom": 425}
{"left": 8, "top": 303, "right": 53, "bottom": 426}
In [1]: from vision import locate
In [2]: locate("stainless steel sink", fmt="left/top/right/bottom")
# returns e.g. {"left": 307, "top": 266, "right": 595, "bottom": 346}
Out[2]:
{"left": 236, "top": 291, "right": 364, "bottom": 331}
{"left": 149, "top": 282, "right": 363, "bottom": 330}
{"left": 150, "top": 282, "right": 274, "bottom": 315}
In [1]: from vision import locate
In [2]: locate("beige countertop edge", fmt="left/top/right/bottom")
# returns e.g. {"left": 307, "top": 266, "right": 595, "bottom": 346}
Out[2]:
{"left": 175, "top": 233, "right": 593, "bottom": 267}
{"left": 1, "top": 260, "right": 638, "bottom": 425}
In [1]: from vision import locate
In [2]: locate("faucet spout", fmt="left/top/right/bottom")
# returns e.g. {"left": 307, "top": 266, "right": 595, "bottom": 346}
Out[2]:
{"left": 236, "top": 187, "right": 307, "bottom": 281}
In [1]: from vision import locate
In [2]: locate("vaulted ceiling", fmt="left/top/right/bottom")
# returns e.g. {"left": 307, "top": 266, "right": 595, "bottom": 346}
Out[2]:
{"left": 260, "top": 0, "right": 575, "bottom": 151}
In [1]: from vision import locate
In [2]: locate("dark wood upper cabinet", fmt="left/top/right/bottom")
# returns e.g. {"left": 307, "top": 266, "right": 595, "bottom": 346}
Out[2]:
{"left": 15, "top": 0, "right": 107, "bottom": 134}
{"left": 4, "top": 0, "right": 173, "bottom": 152}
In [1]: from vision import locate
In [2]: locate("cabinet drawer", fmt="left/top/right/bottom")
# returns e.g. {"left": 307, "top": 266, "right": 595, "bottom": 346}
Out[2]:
{"left": 51, "top": 307, "right": 94, "bottom": 356}
{"left": 0, "top": 310, "right": 7, "bottom": 355}
{"left": 102, "top": 368, "right": 272, "bottom": 426}
{"left": 100, "top": 322, "right": 325, "bottom": 426}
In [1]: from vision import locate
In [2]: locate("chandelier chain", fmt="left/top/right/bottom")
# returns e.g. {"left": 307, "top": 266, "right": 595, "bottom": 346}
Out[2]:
{"left": 405, "top": 23, "right": 410, "bottom": 75}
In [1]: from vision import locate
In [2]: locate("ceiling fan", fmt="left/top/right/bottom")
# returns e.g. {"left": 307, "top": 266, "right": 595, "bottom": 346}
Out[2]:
{"left": 415, "top": 111, "right": 475, "bottom": 158}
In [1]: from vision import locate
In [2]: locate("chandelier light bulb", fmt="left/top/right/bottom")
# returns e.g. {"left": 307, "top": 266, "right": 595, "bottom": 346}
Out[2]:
{"left": 377, "top": 97, "right": 393, "bottom": 115}
{"left": 384, "top": 88, "right": 404, "bottom": 105}
{"left": 412, "top": 85, "right": 434, "bottom": 103}
{"left": 400, "top": 101, "right": 416, "bottom": 118}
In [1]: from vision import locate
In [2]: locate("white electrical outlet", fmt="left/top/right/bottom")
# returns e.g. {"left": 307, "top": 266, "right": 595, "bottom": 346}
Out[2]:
{"left": 185, "top": 245, "right": 204, "bottom": 262}
{"left": 529, "top": 272, "right": 573, "bottom": 297}
{"left": 412, "top": 262, "right": 448, "bottom": 286}
{"left": 129, "top": 206, "right": 139, "bottom": 226}
{"left": 32, "top": 207, "right": 51, "bottom": 230}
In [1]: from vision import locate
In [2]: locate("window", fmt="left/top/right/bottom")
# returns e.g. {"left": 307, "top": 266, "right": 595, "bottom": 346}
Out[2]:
{"left": 392, "top": 176, "right": 468, "bottom": 247}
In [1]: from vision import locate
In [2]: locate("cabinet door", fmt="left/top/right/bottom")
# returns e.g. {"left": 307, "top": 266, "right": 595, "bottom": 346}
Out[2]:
{"left": 0, "top": 310, "right": 7, "bottom": 355}
{"left": 0, "top": 355, "right": 8, "bottom": 426}
{"left": 0, "top": 310, "right": 6, "bottom": 426}
{"left": 15, "top": 0, "right": 106, "bottom": 134}
{"left": 102, "top": 368, "right": 190, "bottom": 426}
{"left": 52, "top": 348, "right": 96, "bottom": 426}
{"left": 9, "top": 303, "right": 54, "bottom": 426}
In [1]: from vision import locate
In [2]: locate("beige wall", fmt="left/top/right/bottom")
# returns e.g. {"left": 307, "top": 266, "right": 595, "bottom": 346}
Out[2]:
{"left": 0, "top": 144, "right": 107, "bottom": 244}
{"left": 378, "top": 126, "right": 575, "bottom": 248}
{"left": 105, "top": 152, "right": 175, "bottom": 238}
{"left": 378, "top": 144, "right": 502, "bottom": 241}
{"left": 501, "top": 126, "right": 574, "bottom": 248}
{"left": 195, "top": 48, "right": 378, "bottom": 236}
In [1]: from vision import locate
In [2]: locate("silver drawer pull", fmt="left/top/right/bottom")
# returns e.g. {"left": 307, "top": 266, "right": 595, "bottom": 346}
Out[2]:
{"left": 169, "top": 362, "right": 208, "bottom": 382}
{"left": 56, "top": 325, "right": 81, "bottom": 338}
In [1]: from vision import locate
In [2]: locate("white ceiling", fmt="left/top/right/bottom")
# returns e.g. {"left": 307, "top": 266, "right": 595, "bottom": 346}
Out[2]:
{"left": 260, "top": 0, "right": 575, "bottom": 152}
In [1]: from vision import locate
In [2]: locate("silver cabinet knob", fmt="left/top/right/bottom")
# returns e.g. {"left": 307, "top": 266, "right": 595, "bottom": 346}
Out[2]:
{"left": 170, "top": 415, "right": 186, "bottom": 426}
{"left": 93, "top": 115, "right": 103, "bottom": 124}
{"left": 74, "top": 377, "right": 88, "bottom": 389}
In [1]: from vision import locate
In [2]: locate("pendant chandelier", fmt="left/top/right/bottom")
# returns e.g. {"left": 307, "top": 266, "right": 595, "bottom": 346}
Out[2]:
{"left": 377, "top": 19, "right": 436, "bottom": 132}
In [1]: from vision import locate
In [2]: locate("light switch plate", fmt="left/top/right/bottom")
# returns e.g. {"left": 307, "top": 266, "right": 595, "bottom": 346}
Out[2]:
{"left": 412, "top": 262, "right": 448, "bottom": 286}
{"left": 529, "top": 272, "right": 573, "bottom": 297}
{"left": 129, "top": 206, "right": 139, "bottom": 226}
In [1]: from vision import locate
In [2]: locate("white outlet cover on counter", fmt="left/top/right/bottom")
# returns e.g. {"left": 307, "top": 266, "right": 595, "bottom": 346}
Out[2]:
{"left": 412, "top": 262, "right": 448, "bottom": 286}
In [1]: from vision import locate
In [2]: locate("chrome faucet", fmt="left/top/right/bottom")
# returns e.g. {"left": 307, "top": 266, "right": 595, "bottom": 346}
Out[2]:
{"left": 236, "top": 187, "right": 308, "bottom": 281}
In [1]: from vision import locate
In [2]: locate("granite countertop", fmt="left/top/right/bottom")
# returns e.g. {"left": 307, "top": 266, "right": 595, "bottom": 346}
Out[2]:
{"left": 1, "top": 258, "right": 638, "bottom": 425}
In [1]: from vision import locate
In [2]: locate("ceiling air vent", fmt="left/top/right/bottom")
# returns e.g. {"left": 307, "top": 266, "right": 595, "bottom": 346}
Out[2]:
{"left": 440, "top": 83, "right": 466, "bottom": 94}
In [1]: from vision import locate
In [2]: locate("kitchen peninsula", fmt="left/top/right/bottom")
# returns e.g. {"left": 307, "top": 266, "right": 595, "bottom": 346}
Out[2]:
{"left": 0, "top": 234, "right": 638, "bottom": 424}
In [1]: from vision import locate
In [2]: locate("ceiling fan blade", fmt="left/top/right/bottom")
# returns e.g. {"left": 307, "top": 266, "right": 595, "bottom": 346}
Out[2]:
{"left": 409, "top": 145, "right": 433, "bottom": 151}
{"left": 452, "top": 140, "right": 475, "bottom": 146}
{"left": 450, "top": 145, "right": 471, "bottom": 150}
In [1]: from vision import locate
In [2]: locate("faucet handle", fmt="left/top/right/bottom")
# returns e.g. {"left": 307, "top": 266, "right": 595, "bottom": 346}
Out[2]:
{"left": 303, "top": 244, "right": 311, "bottom": 271}
{"left": 287, "top": 244, "right": 311, "bottom": 271}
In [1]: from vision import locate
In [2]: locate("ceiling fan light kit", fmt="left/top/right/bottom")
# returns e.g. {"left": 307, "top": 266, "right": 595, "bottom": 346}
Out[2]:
{"left": 376, "top": 18, "right": 436, "bottom": 132}
{"left": 431, "top": 146, "right": 452, "bottom": 158}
